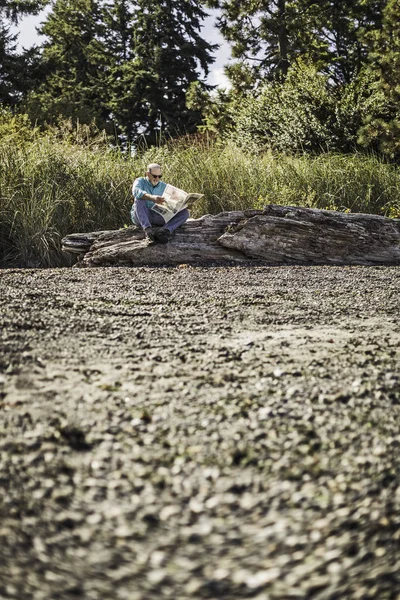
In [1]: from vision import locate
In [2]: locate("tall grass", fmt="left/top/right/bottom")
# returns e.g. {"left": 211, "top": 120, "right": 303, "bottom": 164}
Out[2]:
{"left": 146, "top": 142, "right": 400, "bottom": 219}
{"left": 0, "top": 134, "right": 134, "bottom": 267}
{"left": 1, "top": 127, "right": 399, "bottom": 267}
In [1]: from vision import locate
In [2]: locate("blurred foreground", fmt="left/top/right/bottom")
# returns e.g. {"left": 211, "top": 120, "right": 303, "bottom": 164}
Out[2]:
{"left": 0, "top": 265, "right": 399, "bottom": 599}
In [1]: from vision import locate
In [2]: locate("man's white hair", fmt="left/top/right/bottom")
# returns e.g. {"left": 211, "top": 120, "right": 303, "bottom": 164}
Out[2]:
{"left": 147, "top": 163, "right": 161, "bottom": 173}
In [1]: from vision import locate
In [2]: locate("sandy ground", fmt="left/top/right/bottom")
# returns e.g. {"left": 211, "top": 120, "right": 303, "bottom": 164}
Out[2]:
{"left": 0, "top": 265, "right": 399, "bottom": 600}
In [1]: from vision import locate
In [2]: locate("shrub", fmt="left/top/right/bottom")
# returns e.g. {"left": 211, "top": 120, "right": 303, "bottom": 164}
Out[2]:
{"left": 231, "top": 61, "right": 338, "bottom": 154}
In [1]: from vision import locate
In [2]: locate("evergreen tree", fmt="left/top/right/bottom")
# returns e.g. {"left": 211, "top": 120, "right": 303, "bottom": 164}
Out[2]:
{"left": 104, "top": 0, "right": 217, "bottom": 143}
{"left": 207, "top": 0, "right": 385, "bottom": 87}
{"left": 316, "top": 0, "right": 386, "bottom": 84}
{"left": 207, "top": 0, "right": 306, "bottom": 84}
{"left": 25, "top": 0, "right": 216, "bottom": 144}
{"left": 358, "top": 0, "right": 400, "bottom": 159}
{"left": 100, "top": 0, "right": 141, "bottom": 141}
{"left": 0, "top": 15, "right": 19, "bottom": 104}
{"left": 0, "top": 0, "right": 46, "bottom": 21}
{"left": 0, "top": 0, "right": 46, "bottom": 105}
{"left": 26, "top": 0, "right": 111, "bottom": 129}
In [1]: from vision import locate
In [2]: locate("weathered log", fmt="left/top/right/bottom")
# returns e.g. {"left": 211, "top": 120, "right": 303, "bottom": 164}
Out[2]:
{"left": 61, "top": 227, "right": 145, "bottom": 255}
{"left": 61, "top": 205, "right": 400, "bottom": 267}
{"left": 220, "top": 205, "right": 400, "bottom": 265}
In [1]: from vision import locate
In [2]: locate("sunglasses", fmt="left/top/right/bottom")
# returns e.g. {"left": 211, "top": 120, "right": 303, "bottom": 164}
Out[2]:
{"left": 149, "top": 173, "right": 162, "bottom": 179}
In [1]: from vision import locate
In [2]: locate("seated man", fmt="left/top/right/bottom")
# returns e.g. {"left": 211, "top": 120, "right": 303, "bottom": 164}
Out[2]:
{"left": 131, "top": 163, "right": 189, "bottom": 244}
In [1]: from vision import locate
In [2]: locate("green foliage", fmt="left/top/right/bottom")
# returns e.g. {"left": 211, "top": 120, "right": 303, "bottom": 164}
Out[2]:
{"left": 24, "top": 0, "right": 216, "bottom": 144}
{"left": 357, "top": 0, "right": 400, "bottom": 159}
{"left": 206, "top": 0, "right": 325, "bottom": 83}
{"left": 108, "top": 0, "right": 217, "bottom": 143}
{"left": 0, "top": 106, "right": 38, "bottom": 140}
{"left": 227, "top": 60, "right": 400, "bottom": 156}
{"left": 25, "top": 0, "right": 111, "bottom": 131}
{"left": 2, "top": 0, "right": 399, "bottom": 164}
{"left": 315, "top": 0, "right": 387, "bottom": 84}
{"left": 0, "top": 0, "right": 47, "bottom": 20}
{"left": 0, "top": 0, "right": 47, "bottom": 105}
{"left": 333, "top": 68, "right": 385, "bottom": 151}
{"left": 231, "top": 61, "right": 337, "bottom": 153}
{"left": 207, "top": 0, "right": 386, "bottom": 87}
{"left": 0, "top": 16, "right": 20, "bottom": 104}
{"left": 2, "top": 0, "right": 398, "bottom": 162}
{"left": 186, "top": 82, "right": 234, "bottom": 136}
{"left": 0, "top": 118, "right": 133, "bottom": 267}
{"left": 0, "top": 12, "right": 40, "bottom": 106}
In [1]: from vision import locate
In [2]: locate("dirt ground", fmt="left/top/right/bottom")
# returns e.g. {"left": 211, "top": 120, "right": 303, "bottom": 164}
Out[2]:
{"left": 0, "top": 265, "right": 399, "bottom": 600}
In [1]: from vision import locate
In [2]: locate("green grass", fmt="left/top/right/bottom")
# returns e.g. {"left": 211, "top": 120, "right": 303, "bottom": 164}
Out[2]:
{"left": 1, "top": 123, "right": 399, "bottom": 267}
{"left": 142, "top": 141, "right": 400, "bottom": 219}
{"left": 0, "top": 134, "right": 133, "bottom": 267}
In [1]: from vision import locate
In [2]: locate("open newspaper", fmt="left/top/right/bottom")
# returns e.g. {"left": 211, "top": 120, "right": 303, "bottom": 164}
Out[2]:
{"left": 151, "top": 184, "right": 203, "bottom": 223}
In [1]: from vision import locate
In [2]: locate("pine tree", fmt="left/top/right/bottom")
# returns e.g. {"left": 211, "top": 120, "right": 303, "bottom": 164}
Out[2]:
{"left": 207, "top": 0, "right": 294, "bottom": 84}
{"left": 0, "top": 16, "right": 19, "bottom": 104}
{"left": 358, "top": 0, "right": 400, "bottom": 159}
{"left": 100, "top": 0, "right": 140, "bottom": 141}
{"left": 26, "top": 0, "right": 111, "bottom": 129}
{"left": 316, "top": 0, "right": 387, "bottom": 84}
{"left": 207, "top": 0, "right": 386, "bottom": 87}
{"left": 0, "top": 0, "right": 46, "bottom": 105}
{"left": 25, "top": 0, "right": 216, "bottom": 144}
{"left": 0, "top": 0, "right": 46, "bottom": 20}
{"left": 104, "top": 0, "right": 217, "bottom": 143}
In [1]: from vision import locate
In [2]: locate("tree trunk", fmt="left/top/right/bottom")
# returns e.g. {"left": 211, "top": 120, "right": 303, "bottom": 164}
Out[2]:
{"left": 277, "top": 0, "right": 290, "bottom": 78}
{"left": 61, "top": 205, "right": 400, "bottom": 267}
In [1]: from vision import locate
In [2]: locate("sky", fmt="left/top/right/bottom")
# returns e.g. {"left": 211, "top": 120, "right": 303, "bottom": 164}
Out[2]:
{"left": 12, "top": 9, "right": 232, "bottom": 89}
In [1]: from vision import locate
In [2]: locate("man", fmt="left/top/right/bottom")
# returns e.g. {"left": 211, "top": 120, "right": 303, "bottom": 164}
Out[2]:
{"left": 131, "top": 163, "right": 189, "bottom": 243}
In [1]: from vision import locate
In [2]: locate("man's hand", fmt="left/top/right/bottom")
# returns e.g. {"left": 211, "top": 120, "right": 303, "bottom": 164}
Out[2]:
{"left": 152, "top": 195, "right": 165, "bottom": 204}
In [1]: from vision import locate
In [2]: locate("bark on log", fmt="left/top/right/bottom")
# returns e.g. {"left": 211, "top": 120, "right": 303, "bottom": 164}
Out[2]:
{"left": 61, "top": 205, "right": 400, "bottom": 267}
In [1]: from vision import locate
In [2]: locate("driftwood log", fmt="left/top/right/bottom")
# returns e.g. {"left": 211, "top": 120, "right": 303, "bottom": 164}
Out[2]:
{"left": 61, "top": 205, "right": 400, "bottom": 267}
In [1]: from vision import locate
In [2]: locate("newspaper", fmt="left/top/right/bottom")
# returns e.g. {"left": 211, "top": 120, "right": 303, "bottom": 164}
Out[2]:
{"left": 151, "top": 184, "right": 203, "bottom": 223}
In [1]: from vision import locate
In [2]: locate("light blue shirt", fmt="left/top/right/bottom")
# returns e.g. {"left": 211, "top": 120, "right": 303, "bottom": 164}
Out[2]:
{"left": 132, "top": 177, "right": 167, "bottom": 210}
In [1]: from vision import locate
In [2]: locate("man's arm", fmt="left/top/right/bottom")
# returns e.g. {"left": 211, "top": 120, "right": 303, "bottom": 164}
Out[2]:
{"left": 132, "top": 177, "right": 165, "bottom": 204}
{"left": 141, "top": 193, "right": 165, "bottom": 204}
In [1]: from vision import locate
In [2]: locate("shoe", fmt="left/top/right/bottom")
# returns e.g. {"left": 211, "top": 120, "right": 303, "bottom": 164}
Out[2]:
{"left": 154, "top": 227, "right": 171, "bottom": 244}
{"left": 144, "top": 227, "right": 158, "bottom": 242}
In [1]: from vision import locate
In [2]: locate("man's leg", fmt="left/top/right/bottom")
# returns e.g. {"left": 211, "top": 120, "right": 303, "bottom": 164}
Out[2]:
{"left": 133, "top": 201, "right": 165, "bottom": 240}
{"left": 163, "top": 209, "right": 190, "bottom": 233}
{"left": 133, "top": 202, "right": 189, "bottom": 243}
{"left": 154, "top": 209, "right": 189, "bottom": 244}
{"left": 149, "top": 213, "right": 165, "bottom": 227}
{"left": 133, "top": 200, "right": 165, "bottom": 229}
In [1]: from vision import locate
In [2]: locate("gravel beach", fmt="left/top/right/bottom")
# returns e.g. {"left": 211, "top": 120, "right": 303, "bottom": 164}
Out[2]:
{"left": 1, "top": 265, "right": 399, "bottom": 600}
